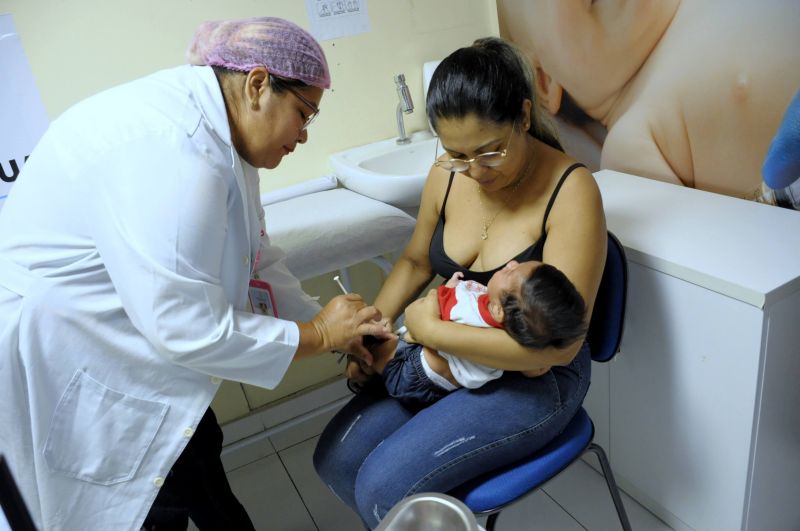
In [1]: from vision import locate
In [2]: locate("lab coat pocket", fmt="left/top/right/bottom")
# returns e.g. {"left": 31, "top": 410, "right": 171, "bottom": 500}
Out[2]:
{"left": 44, "top": 370, "right": 169, "bottom": 485}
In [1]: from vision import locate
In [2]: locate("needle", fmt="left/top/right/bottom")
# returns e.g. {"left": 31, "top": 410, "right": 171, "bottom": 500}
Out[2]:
{"left": 332, "top": 275, "right": 349, "bottom": 363}
{"left": 333, "top": 275, "right": 348, "bottom": 294}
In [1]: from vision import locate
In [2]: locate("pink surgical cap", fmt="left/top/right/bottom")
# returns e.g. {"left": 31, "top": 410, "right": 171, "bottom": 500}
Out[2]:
{"left": 187, "top": 17, "right": 331, "bottom": 89}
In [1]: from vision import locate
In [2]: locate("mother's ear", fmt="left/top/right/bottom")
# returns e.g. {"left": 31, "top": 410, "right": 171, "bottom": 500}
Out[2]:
{"left": 533, "top": 61, "right": 563, "bottom": 116}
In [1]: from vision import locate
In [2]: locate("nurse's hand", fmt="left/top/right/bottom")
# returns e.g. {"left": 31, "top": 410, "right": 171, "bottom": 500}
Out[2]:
{"left": 403, "top": 289, "right": 441, "bottom": 346}
{"left": 308, "top": 294, "right": 394, "bottom": 363}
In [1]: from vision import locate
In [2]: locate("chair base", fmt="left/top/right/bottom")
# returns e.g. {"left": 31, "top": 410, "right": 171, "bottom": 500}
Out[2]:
{"left": 483, "top": 443, "right": 632, "bottom": 531}
{"left": 585, "top": 443, "right": 632, "bottom": 531}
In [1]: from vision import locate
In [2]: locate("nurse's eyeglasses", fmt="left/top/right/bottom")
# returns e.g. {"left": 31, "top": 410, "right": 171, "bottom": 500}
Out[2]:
{"left": 270, "top": 76, "right": 319, "bottom": 130}
{"left": 433, "top": 125, "right": 514, "bottom": 172}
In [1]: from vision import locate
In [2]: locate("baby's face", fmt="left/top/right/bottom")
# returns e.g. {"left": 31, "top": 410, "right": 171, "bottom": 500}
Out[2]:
{"left": 487, "top": 260, "right": 542, "bottom": 305}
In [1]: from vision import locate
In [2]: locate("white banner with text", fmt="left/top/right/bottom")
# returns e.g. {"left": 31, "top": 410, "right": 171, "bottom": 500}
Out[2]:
{"left": 0, "top": 14, "right": 48, "bottom": 209}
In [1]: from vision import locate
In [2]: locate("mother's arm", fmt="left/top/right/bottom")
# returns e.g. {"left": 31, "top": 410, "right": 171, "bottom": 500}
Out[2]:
{"left": 373, "top": 166, "right": 451, "bottom": 322}
{"left": 405, "top": 167, "right": 607, "bottom": 370}
{"left": 344, "top": 167, "right": 450, "bottom": 381}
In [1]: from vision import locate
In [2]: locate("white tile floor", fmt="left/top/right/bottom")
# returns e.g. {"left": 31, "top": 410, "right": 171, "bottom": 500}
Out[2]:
{"left": 212, "top": 407, "right": 675, "bottom": 531}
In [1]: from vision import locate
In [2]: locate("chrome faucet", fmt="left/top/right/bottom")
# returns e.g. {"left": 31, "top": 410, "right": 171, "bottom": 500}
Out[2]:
{"left": 394, "top": 74, "right": 414, "bottom": 144}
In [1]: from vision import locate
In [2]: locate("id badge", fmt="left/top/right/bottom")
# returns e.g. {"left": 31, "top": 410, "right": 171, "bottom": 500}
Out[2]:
{"left": 249, "top": 279, "right": 278, "bottom": 317}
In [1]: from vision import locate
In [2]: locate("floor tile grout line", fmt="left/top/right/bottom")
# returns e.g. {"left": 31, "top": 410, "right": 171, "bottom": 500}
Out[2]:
{"left": 274, "top": 429, "right": 326, "bottom": 453}
{"left": 275, "top": 448, "right": 321, "bottom": 531}
{"left": 540, "top": 488, "right": 589, "bottom": 531}
{"left": 222, "top": 439, "right": 277, "bottom": 474}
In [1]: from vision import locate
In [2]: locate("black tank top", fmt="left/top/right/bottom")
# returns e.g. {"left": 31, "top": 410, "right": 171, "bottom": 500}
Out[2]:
{"left": 428, "top": 163, "right": 585, "bottom": 285}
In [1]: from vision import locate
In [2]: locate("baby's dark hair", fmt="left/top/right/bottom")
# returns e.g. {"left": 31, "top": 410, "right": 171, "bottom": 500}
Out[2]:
{"left": 501, "top": 264, "right": 587, "bottom": 349}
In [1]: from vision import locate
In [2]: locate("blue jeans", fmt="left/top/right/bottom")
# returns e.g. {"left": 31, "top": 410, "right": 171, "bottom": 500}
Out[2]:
{"left": 381, "top": 339, "right": 450, "bottom": 409}
{"left": 313, "top": 343, "right": 591, "bottom": 529}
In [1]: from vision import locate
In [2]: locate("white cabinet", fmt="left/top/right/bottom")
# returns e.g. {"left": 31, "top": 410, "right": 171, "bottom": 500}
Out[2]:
{"left": 585, "top": 171, "right": 800, "bottom": 531}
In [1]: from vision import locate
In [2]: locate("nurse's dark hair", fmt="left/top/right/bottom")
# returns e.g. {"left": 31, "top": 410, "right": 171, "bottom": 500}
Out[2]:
{"left": 426, "top": 37, "right": 563, "bottom": 151}
{"left": 210, "top": 65, "right": 309, "bottom": 94}
{"left": 501, "top": 263, "right": 587, "bottom": 350}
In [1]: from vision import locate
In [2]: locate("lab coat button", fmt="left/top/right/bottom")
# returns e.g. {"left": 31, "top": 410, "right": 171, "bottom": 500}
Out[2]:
{"left": 153, "top": 477, "right": 165, "bottom": 487}
{"left": 183, "top": 427, "right": 194, "bottom": 438}
{"left": 243, "top": 255, "right": 250, "bottom": 265}
{"left": 210, "top": 376, "right": 223, "bottom": 385}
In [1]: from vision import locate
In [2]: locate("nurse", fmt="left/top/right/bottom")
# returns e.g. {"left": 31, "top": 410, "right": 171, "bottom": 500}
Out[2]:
{"left": 0, "top": 16, "right": 388, "bottom": 531}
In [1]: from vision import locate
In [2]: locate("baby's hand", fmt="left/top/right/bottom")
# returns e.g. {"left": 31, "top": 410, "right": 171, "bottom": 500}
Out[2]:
{"left": 445, "top": 271, "right": 464, "bottom": 288}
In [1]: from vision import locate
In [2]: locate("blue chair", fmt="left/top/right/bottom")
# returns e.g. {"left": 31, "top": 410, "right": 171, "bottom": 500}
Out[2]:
{"left": 449, "top": 232, "right": 631, "bottom": 531}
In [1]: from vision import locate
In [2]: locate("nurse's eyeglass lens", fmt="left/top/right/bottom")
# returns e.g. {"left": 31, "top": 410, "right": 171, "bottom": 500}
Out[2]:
{"left": 270, "top": 75, "right": 319, "bottom": 130}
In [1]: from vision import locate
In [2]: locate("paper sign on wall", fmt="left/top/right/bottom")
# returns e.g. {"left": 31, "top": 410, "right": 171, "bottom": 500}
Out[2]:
{"left": 0, "top": 14, "right": 49, "bottom": 210}
{"left": 305, "top": 0, "right": 370, "bottom": 41}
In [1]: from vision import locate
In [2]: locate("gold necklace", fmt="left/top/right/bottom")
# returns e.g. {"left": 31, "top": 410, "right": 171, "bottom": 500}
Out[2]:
{"left": 477, "top": 152, "right": 535, "bottom": 240}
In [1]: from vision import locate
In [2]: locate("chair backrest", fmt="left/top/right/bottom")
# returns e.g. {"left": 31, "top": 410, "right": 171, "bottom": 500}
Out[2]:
{"left": 585, "top": 232, "right": 627, "bottom": 362}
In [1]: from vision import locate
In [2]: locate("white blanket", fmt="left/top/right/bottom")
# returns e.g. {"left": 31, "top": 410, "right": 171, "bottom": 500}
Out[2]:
{"left": 264, "top": 188, "right": 415, "bottom": 280}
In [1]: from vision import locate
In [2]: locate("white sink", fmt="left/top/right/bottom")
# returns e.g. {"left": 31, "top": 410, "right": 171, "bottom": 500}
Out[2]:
{"left": 329, "top": 131, "right": 443, "bottom": 208}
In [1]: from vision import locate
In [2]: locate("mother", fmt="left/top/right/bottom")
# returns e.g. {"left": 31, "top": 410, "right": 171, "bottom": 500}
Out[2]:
{"left": 314, "top": 37, "right": 606, "bottom": 528}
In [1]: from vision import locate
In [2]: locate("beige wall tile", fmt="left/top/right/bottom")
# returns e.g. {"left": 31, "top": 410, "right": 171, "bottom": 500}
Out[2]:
{"left": 211, "top": 380, "right": 251, "bottom": 424}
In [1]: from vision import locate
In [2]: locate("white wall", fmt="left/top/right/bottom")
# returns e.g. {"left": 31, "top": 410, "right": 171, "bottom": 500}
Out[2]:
{"left": 0, "top": 0, "right": 499, "bottom": 191}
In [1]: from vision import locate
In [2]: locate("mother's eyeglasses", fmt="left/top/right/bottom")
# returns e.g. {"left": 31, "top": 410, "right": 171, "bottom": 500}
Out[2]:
{"left": 433, "top": 126, "right": 515, "bottom": 172}
{"left": 270, "top": 75, "right": 319, "bottom": 130}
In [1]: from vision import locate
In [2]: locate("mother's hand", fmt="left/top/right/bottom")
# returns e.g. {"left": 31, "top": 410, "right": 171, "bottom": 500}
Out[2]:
{"left": 403, "top": 289, "right": 441, "bottom": 345}
{"left": 344, "top": 355, "right": 375, "bottom": 384}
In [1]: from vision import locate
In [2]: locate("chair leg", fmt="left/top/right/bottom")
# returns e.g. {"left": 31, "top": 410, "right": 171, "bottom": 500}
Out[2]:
{"left": 585, "top": 443, "right": 632, "bottom": 531}
{"left": 484, "top": 512, "right": 499, "bottom": 531}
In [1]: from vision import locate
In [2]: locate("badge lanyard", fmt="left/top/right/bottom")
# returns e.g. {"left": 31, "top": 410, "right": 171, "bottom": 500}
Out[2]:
{"left": 248, "top": 229, "right": 279, "bottom": 317}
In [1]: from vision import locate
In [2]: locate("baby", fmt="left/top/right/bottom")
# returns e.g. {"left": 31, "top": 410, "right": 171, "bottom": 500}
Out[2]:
{"left": 364, "top": 260, "right": 587, "bottom": 409}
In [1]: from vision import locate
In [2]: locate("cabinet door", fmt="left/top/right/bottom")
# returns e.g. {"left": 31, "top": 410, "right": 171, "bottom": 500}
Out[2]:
{"left": 745, "top": 293, "right": 800, "bottom": 531}
{"left": 611, "top": 263, "right": 763, "bottom": 531}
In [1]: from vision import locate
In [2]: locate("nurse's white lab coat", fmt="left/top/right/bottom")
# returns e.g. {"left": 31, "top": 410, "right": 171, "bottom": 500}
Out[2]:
{"left": 0, "top": 65, "right": 321, "bottom": 530}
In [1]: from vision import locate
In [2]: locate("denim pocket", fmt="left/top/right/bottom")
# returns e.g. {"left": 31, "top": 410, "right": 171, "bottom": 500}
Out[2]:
{"left": 541, "top": 370, "right": 563, "bottom": 409}
{"left": 550, "top": 348, "right": 590, "bottom": 410}
{"left": 44, "top": 370, "right": 168, "bottom": 485}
